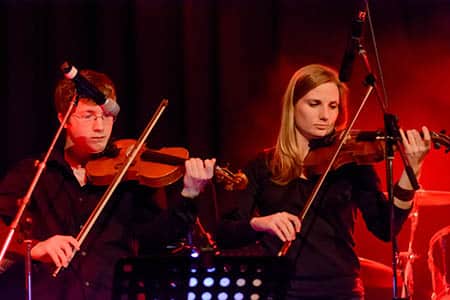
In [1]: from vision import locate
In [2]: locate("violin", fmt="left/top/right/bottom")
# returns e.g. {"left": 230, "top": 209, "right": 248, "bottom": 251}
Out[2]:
{"left": 277, "top": 128, "right": 449, "bottom": 257}
{"left": 86, "top": 139, "right": 248, "bottom": 190}
{"left": 303, "top": 129, "right": 450, "bottom": 176}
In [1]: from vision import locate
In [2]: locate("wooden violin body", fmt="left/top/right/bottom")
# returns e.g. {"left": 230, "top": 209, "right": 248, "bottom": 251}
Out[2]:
{"left": 86, "top": 139, "right": 248, "bottom": 190}
{"left": 304, "top": 131, "right": 385, "bottom": 176}
{"left": 303, "top": 129, "right": 450, "bottom": 176}
{"left": 86, "top": 139, "right": 188, "bottom": 188}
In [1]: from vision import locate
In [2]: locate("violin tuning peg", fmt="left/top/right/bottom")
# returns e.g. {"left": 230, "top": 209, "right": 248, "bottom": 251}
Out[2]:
{"left": 224, "top": 184, "right": 233, "bottom": 191}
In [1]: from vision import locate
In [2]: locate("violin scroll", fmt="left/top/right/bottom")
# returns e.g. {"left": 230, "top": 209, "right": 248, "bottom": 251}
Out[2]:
{"left": 215, "top": 166, "right": 248, "bottom": 191}
{"left": 430, "top": 130, "right": 450, "bottom": 153}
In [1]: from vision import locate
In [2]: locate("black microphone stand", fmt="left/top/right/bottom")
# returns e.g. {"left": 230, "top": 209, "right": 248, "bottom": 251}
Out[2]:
{"left": 171, "top": 219, "right": 200, "bottom": 258}
{"left": 23, "top": 216, "right": 33, "bottom": 300}
{"left": 0, "top": 93, "right": 79, "bottom": 300}
{"left": 356, "top": 39, "right": 420, "bottom": 300}
{"left": 172, "top": 186, "right": 221, "bottom": 257}
{"left": 171, "top": 217, "right": 220, "bottom": 257}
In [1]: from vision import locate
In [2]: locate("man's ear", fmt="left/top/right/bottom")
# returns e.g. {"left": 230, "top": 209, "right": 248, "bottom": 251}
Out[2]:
{"left": 57, "top": 113, "right": 69, "bottom": 128}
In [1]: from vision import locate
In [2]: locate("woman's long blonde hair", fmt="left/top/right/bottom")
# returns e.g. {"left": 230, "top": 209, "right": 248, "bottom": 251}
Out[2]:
{"left": 269, "top": 64, "right": 349, "bottom": 185}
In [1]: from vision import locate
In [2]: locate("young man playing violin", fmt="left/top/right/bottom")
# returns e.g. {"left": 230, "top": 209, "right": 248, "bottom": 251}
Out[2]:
{"left": 186, "top": 64, "right": 432, "bottom": 299}
{"left": 0, "top": 69, "right": 215, "bottom": 300}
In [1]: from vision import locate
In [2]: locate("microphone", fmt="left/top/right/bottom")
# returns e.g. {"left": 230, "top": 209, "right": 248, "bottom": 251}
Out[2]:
{"left": 60, "top": 62, "right": 120, "bottom": 117}
{"left": 338, "top": 2, "right": 367, "bottom": 82}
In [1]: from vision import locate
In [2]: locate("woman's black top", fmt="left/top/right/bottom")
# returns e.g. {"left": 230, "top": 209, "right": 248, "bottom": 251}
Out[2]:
{"left": 217, "top": 150, "right": 411, "bottom": 297}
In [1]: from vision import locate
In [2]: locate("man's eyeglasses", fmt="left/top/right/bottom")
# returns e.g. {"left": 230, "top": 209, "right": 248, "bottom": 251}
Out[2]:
{"left": 71, "top": 112, "right": 115, "bottom": 123}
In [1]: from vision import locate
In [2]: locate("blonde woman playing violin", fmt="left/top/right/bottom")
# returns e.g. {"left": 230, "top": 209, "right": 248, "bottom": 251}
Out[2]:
{"left": 186, "top": 64, "right": 431, "bottom": 300}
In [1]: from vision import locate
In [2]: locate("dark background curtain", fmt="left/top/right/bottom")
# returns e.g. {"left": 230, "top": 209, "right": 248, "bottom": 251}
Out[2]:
{"left": 1, "top": 0, "right": 449, "bottom": 298}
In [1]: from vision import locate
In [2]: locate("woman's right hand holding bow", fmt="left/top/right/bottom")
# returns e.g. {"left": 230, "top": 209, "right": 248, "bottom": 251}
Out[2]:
{"left": 250, "top": 212, "right": 301, "bottom": 242}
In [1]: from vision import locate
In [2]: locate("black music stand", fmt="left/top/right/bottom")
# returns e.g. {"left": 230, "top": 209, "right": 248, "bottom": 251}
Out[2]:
{"left": 112, "top": 254, "right": 288, "bottom": 300}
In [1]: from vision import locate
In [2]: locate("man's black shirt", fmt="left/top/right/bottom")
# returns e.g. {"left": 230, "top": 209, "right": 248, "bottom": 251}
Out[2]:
{"left": 0, "top": 149, "right": 195, "bottom": 299}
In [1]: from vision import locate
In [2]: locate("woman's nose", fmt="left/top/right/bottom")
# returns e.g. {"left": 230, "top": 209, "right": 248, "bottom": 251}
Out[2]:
{"left": 319, "top": 106, "right": 330, "bottom": 120}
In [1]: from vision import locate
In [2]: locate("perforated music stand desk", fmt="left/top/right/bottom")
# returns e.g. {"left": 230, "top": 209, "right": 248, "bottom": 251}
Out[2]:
{"left": 112, "top": 254, "right": 288, "bottom": 300}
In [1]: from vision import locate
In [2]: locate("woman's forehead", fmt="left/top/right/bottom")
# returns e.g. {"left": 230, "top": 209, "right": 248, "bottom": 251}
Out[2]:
{"left": 301, "top": 82, "right": 340, "bottom": 101}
